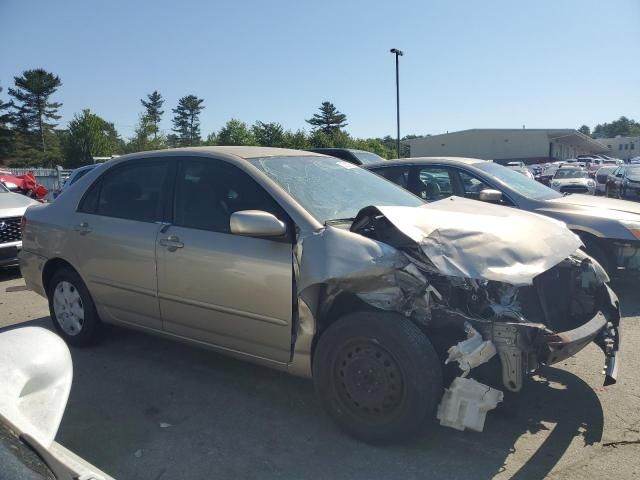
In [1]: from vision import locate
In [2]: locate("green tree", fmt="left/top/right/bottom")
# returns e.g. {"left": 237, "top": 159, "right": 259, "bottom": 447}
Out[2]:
{"left": 282, "top": 129, "right": 308, "bottom": 149}
{"left": 306, "top": 101, "right": 348, "bottom": 133}
{"left": 63, "top": 109, "right": 123, "bottom": 167}
{"left": 592, "top": 116, "right": 640, "bottom": 138}
{"left": 252, "top": 121, "right": 284, "bottom": 147}
{"left": 578, "top": 125, "right": 591, "bottom": 136}
{"left": 217, "top": 119, "right": 255, "bottom": 145}
{"left": 308, "top": 128, "right": 352, "bottom": 148}
{"left": 202, "top": 131, "right": 217, "bottom": 146}
{"left": 126, "top": 114, "right": 165, "bottom": 153}
{"left": 0, "top": 85, "right": 13, "bottom": 160}
{"left": 8, "top": 69, "right": 62, "bottom": 152}
{"left": 141, "top": 90, "right": 164, "bottom": 140}
{"left": 171, "top": 95, "right": 205, "bottom": 146}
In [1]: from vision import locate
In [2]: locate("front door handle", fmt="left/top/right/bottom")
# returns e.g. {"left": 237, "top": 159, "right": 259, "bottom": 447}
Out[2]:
{"left": 73, "top": 222, "right": 92, "bottom": 234}
{"left": 159, "top": 235, "right": 184, "bottom": 251}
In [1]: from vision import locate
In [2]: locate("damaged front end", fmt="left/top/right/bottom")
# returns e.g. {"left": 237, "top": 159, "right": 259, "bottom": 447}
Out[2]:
{"left": 295, "top": 197, "right": 621, "bottom": 432}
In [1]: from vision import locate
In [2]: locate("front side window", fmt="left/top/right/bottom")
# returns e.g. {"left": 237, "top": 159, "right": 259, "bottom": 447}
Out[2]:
{"left": 474, "top": 161, "right": 561, "bottom": 201}
{"left": 415, "top": 167, "right": 454, "bottom": 201}
{"left": 80, "top": 161, "right": 168, "bottom": 222}
{"left": 458, "top": 170, "right": 492, "bottom": 199}
{"left": 173, "top": 158, "right": 284, "bottom": 233}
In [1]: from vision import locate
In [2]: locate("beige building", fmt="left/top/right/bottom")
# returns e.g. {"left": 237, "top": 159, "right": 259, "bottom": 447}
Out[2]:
{"left": 403, "top": 129, "right": 608, "bottom": 164}
{"left": 596, "top": 136, "right": 639, "bottom": 161}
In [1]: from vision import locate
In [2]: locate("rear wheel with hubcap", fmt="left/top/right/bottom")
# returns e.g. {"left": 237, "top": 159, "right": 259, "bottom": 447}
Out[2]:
{"left": 48, "top": 267, "right": 101, "bottom": 346}
{"left": 313, "top": 311, "right": 443, "bottom": 444}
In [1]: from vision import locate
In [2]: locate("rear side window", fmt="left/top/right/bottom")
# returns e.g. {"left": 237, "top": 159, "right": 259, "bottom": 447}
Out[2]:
{"left": 374, "top": 166, "right": 410, "bottom": 188}
{"left": 79, "top": 161, "right": 168, "bottom": 222}
{"left": 173, "top": 158, "right": 285, "bottom": 233}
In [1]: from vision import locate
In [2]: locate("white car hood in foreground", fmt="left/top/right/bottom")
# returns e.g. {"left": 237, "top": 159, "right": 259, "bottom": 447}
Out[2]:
{"left": 375, "top": 197, "right": 581, "bottom": 285}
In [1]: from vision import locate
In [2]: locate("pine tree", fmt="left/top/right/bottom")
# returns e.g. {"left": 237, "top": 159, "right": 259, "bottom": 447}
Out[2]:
{"left": 8, "top": 69, "right": 62, "bottom": 152}
{"left": 141, "top": 90, "right": 164, "bottom": 139}
{"left": 305, "top": 101, "right": 348, "bottom": 134}
{"left": 171, "top": 95, "right": 205, "bottom": 146}
{"left": 0, "top": 85, "right": 13, "bottom": 159}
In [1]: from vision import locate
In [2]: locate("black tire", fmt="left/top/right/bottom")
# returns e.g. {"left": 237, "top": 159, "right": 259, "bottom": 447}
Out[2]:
{"left": 312, "top": 311, "right": 443, "bottom": 444}
{"left": 47, "top": 267, "right": 101, "bottom": 347}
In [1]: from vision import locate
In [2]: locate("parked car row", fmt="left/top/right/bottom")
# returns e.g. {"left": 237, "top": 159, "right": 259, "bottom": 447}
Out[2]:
{"left": 13, "top": 146, "right": 627, "bottom": 445}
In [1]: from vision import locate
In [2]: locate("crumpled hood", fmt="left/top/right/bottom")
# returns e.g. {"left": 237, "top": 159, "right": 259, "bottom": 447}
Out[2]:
{"left": 547, "top": 194, "right": 640, "bottom": 217}
{"left": 371, "top": 196, "right": 582, "bottom": 286}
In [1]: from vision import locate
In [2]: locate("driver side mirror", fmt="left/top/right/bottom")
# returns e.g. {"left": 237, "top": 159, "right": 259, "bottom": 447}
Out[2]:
{"left": 478, "top": 189, "right": 503, "bottom": 203}
{"left": 230, "top": 210, "right": 287, "bottom": 237}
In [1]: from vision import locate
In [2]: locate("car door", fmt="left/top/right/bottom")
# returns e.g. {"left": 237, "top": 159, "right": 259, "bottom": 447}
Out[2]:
{"left": 69, "top": 159, "right": 170, "bottom": 330}
{"left": 156, "top": 157, "right": 294, "bottom": 363}
{"left": 612, "top": 166, "right": 625, "bottom": 195}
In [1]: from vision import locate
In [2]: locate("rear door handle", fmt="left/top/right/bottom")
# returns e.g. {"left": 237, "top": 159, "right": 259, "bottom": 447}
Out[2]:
{"left": 159, "top": 235, "right": 184, "bottom": 251}
{"left": 74, "top": 222, "right": 92, "bottom": 234}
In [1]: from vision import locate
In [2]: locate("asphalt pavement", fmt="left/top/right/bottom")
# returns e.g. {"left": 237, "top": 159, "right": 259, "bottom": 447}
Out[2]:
{"left": 1, "top": 267, "right": 639, "bottom": 480}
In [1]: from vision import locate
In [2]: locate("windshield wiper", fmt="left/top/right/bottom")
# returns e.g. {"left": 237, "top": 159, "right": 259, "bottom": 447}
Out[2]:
{"left": 325, "top": 217, "right": 356, "bottom": 226}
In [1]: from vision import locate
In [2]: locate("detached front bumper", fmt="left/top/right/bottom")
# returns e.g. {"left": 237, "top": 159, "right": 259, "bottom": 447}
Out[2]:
{"left": 543, "top": 285, "right": 620, "bottom": 386}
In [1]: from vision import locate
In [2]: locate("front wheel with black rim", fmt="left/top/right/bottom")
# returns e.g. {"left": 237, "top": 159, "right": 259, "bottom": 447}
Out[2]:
{"left": 48, "top": 267, "right": 101, "bottom": 346}
{"left": 312, "top": 311, "right": 443, "bottom": 444}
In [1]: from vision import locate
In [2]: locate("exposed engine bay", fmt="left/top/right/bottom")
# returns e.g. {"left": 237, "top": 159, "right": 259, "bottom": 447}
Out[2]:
{"left": 295, "top": 198, "right": 621, "bottom": 432}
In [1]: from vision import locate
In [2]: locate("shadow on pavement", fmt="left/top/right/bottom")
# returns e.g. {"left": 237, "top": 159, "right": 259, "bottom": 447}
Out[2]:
{"left": 0, "top": 266, "right": 22, "bottom": 283}
{"left": 2, "top": 317, "right": 604, "bottom": 480}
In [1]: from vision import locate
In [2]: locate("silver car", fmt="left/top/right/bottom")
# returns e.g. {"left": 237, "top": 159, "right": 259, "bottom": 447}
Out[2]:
{"left": 549, "top": 167, "right": 596, "bottom": 195}
{"left": 0, "top": 182, "right": 39, "bottom": 267}
{"left": 20, "top": 147, "right": 620, "bottom": 443}
{"left": 366, "top": 157, "right": 640, "bottom": 274}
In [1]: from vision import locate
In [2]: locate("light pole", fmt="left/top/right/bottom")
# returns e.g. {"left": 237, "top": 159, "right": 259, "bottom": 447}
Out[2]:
{"left": 390, "top": 48, "right": 403, "bottom": 158}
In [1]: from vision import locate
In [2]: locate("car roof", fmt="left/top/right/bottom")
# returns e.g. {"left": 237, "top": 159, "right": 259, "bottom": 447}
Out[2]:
{"left": 365, "top": 156, "right": 489, "bottom": 168}
{"left": 112, "top": 146, "right": 326, "bottom": 162}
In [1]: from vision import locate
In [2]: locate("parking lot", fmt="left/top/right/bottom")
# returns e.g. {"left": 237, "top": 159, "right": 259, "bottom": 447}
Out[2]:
{"left": 1, "top": 267, "right": 638, "bottom": 480}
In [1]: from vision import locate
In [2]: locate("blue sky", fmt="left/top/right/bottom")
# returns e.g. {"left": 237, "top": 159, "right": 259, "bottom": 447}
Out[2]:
{"left": 1, "top": 0, "right": 639, "bottom": 140}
